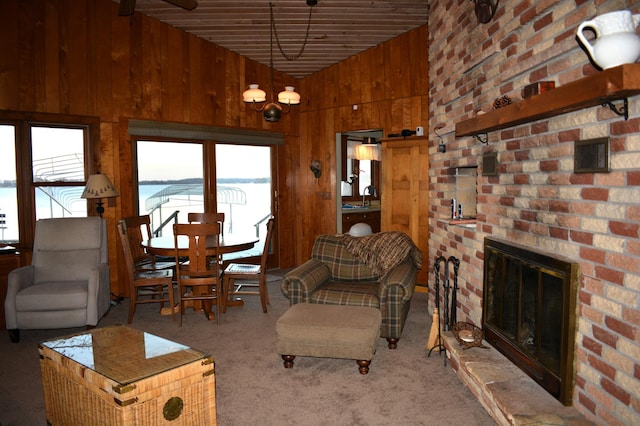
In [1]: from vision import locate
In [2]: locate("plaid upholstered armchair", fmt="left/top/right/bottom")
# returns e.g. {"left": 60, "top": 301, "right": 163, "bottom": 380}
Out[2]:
{"left": 281, "top": 232, "right": 421, "bottom": 349}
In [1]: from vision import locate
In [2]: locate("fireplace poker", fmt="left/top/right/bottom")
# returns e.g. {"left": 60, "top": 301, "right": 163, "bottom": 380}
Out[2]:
{"left": 427, "top": 256, "right": 447, "bottom": 364}
{"left": 447, "top": 256, "right": 460, "bottom": 330}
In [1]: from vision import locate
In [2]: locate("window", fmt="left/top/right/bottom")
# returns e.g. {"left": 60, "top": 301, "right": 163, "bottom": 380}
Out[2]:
{"left": 136, "top": 140, "right": 205, "bottom": 237}
{"left": 0, "top": 125, "right": 17, "bottom": 243}
{"left": 32, "top": 126, "right": 88, "bottom": 220}
{"left": 135, "top": 140, "right": 275, "bottom": 260}
{"left": 0, "top": 111, "right": 98, "bottom": 249}
{"left": 128, "top": 120, "right": 280, "bottom": 264}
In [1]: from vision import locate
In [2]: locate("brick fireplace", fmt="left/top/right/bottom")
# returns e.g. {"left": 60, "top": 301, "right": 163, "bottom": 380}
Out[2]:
{"left": 428, "top": 1, "right": 640, "bottom": 424}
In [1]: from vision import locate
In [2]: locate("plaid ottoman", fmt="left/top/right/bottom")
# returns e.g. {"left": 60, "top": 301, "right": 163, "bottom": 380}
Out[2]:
{"left": 276, "top": 303, "right": 381, "bottom": 374}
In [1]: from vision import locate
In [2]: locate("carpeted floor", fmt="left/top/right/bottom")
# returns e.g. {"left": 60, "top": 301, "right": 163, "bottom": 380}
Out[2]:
{"left": 0, "top": 271, "right": 495, "bottom": 425}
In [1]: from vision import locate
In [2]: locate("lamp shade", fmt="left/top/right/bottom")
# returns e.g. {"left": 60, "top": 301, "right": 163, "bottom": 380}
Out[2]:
{"left": 277, "top": 86, "right": 301, "bottom": 105}
{"left": 81, "top": 174, "right": 119, "bottom": 199}
{"left": 243, "top": 84, "right": 267, "bottom": 103}
{"left": 354, "top": 143, "right": 382, "bottom": 161}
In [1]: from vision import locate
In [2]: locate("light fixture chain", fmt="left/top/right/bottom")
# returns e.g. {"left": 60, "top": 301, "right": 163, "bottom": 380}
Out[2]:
{"left": 270, "top": 2, "right": 315, "bottom": 62}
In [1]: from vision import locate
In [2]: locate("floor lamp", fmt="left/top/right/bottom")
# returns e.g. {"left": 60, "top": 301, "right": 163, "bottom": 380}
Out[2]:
{"left": 81, "top": 173, "right": 119, "bottom": 217}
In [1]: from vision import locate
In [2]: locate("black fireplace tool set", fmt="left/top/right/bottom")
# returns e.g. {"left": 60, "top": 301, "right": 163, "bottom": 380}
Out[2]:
{"left": 427, "top": 255, "right": 460, "bottom": 366}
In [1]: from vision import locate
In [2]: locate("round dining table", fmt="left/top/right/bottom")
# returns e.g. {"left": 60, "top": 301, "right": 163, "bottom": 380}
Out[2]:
{"left": 142, "top": 234, "right": 258, "bottom": 258}
{"left": 142, "top": 234, "right": 258, "bottom": 320}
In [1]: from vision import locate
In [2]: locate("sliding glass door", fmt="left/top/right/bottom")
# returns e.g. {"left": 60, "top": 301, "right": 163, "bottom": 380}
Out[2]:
{"left": 135, "top": 140, "right": 277, "bottom": 264}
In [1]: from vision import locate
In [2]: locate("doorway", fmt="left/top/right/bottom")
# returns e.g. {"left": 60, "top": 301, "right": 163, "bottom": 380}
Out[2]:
{"left": 335, "top": 129, "right": 383, "bottom": 233}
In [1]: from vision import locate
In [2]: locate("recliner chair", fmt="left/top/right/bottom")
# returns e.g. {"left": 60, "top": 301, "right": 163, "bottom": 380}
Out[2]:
{"left": 4, "top": 217, "right": 111, "bottom": 343}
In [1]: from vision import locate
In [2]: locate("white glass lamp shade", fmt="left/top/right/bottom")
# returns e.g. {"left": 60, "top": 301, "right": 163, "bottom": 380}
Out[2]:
{"left": 243, "top": 84, "right": 267, "bottom": 103}
{"left": 81, "top": 174, "right": 119, "bottom": 199}
{"left": 277, "top": 86, "right": 301, "bottom": 105}
{"left": 353, "top": 144, "right": 381, "bottom": 161}
{"left": 349, "top": 223, "right": 373, "bottom": 236}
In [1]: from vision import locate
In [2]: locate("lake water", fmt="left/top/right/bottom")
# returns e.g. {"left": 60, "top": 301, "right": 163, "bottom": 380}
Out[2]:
{"left": 0, "top": 182, "right": 272, "bottom": 244}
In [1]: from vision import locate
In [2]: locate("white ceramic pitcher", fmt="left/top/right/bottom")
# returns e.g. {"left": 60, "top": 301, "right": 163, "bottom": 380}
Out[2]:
{"left": 576, "top": 10, "right": 640, "bottom": 69}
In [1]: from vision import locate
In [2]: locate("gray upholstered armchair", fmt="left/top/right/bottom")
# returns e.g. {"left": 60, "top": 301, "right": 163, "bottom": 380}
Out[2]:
{"left": 5, "top": 217, "right": 111, "bottom": 343}
{"left": 281, "top": 232, "right": 422, "bottom": 349}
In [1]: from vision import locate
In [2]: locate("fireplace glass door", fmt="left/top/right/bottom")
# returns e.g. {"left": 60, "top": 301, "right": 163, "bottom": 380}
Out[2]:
{"left": 483, "top": 238, "right": 578, "bottom": 405}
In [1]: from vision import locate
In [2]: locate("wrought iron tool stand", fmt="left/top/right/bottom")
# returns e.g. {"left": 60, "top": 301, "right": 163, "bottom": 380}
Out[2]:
{"left": 427, "top": 255, "right": 460, "bottom": 366}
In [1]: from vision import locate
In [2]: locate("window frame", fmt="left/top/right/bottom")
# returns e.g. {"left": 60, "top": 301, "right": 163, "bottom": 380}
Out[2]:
{"left": 0, "top": 110, "right": 100, "bottom": 252}
{"left": 129, "top": 132, "right": 280, "bottom": 267}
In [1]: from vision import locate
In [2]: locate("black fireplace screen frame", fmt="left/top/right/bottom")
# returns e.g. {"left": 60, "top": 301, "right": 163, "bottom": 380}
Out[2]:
{"left": 482, "top": 238, "right": 579, "bottom": 406}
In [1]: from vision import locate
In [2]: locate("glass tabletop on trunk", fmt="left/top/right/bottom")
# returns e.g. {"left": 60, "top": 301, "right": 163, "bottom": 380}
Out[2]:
{"left": 39, "top": 325, "right": 209, "bottom": 385}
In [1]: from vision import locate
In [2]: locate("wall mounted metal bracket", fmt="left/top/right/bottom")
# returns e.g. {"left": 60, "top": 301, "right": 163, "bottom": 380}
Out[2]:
{"left": 474, "top": 133, "right": 488, "bottom": 145}
{"left": 601, "top": 97, "right": 629, "bottom": 120}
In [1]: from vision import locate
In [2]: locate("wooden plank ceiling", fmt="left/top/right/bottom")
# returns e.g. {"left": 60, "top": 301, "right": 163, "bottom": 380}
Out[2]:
{"left": 114, "top": 0, "right": 430, "bottom": 78}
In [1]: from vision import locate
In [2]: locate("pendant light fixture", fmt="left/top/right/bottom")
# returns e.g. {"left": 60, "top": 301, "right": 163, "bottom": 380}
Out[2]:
{"left": 242, "top": 1, "right": 316, "bottom": 122}
{"left": 353, "top": 137, "right": 382, "bottom": 161}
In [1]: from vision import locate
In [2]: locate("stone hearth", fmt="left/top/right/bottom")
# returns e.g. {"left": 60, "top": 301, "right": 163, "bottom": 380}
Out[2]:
{"left": 442, "top": 333, "right": 592, "bottom": 426}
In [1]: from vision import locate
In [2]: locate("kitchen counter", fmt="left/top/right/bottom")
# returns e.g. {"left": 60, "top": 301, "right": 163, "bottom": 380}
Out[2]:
{"left": 341, "top": 205, "right": 381, "bottom": 214}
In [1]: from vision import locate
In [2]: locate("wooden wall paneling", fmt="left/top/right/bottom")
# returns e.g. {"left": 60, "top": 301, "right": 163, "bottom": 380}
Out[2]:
{"left": 141, "top": 17, "right": 163, "bottom": 120}
{"left": 94, "top": 0, "right": 113, "bottom": 121}
{"left": 225, "top": 50, "right": 245, "bottom": 128}
{"left": 0, "top": 1, "right": 20, "bottom": 109}
{"left": 238, "top": 59, "right": 260, "bottom": 130}
{"left": 129, "top": 14, "right": 145, "bottom": 117}
{"left": 347, "top": 55, "right": 362, "bottom": 104}
{"left": 409, "top": 26, "right": 428, "bottom": 95}
{"left": 179, "top": 32, "right": 192, "bottom": 123}
{"left": 161, "top": 25, "right": 183, "bottom": 122}
{"left": 274, "top": 138, "right": 296, "bottom": 268}
{"left": 187, "top": 35, "right": 204, "bottom": 123}
{"left": 388, "top": 34, "right": 410, "bottom": 100}
{"left": 303, "top": 69, "right": 320, "bottom": 111}
{"left": 215, "top": 45, "right": 229, "bottom": 126}
{"left": 113, "top": 118, "right": 134, "bottom": 297}
{"left": 308, "top": 72, "right": 324, "bottom": 112}
{"left": 323, "top": 65, "right": 340, "bottom": 111}
{"left": 111, "top": 10, "right": 133, "bottom": 121}
{"left": 66, "top": 0, "right": 90, "bottom": 115}
{"left": 19, "top": 1, "right": 38, "bottom": 111}
{"left": 97, "top": 121, "right": 122, "bottom": 299}
{"left": 358, "top": 48, "right": 372, "bottom": 104}
{"left": 368, "top": 44, "right": 386, "bottom": 103}
{"left": 337, "top": 57, "right": 353, "bottom": 104}
{"left": 410, "top": 96, "right": 425, "bottom": 127}
{"left": 198, "top": 35, "right": 215, "bottom": 124}
{"left": 43, "top": 1, "right": 60, "bottom": 113}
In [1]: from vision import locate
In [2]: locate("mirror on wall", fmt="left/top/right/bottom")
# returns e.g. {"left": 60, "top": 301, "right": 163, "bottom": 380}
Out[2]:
{"left": 335, "top": 129, "right": 383, "bottom": 233}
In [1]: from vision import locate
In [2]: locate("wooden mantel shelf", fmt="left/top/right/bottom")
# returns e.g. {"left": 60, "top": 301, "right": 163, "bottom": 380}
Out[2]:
{"left": 455, "top": 64, "right": 640, "bottom": 137}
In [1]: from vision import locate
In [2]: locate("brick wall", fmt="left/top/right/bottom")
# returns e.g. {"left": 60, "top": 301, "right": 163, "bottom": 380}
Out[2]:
{"left": 428, "top": 0, "right": 640, "bottom": 424}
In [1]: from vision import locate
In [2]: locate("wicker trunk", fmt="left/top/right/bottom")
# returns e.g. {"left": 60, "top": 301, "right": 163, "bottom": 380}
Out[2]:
{"left": 39, "top": 325, "right": 216, "bottom": 425}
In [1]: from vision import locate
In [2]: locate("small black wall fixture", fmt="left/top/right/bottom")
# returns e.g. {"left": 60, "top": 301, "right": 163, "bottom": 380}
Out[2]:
{"left": 310, "top": 160, "right": 321, "bottom": 178}
{"left": 435, "top": 125, "right": 446, "bottom": 153}
{"left": 474, "top": 133, "right": 489, "bottom": 145}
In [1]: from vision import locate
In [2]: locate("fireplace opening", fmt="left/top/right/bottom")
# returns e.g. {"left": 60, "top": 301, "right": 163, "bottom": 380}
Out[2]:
{"left": 483, "top": 238, "right": 579, "bottom": 405}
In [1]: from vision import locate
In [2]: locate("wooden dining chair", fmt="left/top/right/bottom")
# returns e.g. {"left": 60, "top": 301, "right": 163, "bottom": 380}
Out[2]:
{"left": 122, "top": 215, "right": 176, "bottom": 273}
{"left": 117, "top": 220, "right": 175, "bottom": 324}
{"left": 222, "top": 216, "right": 275, "bottom": 313}
{"left": 188, "top": 212, "right": 226, "bottom": 267}
{"left": 173, "top": 222, "right": 223, "bottom": 326}
{"left": 187, "top": 212, "right": 225, "bottom": 237}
